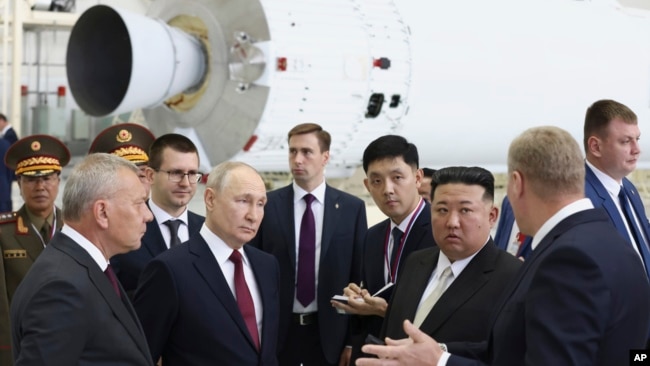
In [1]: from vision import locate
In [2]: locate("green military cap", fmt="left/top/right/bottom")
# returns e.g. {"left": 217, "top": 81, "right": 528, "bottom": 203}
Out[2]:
{"left": 88, "top": 123, "right": 155, "bottom": 165}
{"left": 4, "top": 135, "right": 70, "bottom": 177}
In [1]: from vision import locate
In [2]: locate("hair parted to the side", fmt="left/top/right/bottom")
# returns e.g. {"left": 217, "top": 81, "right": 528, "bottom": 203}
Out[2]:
{"left": 509, "top": 126, "right": 584, "bottom": 199}
{"left": 362, "top": 135, "right": 419, "bottom": 173}
{"left": 63, "top": 153, "right": 139, "bottom": 222}
{"left": 583, "top": 99, "right": 637, "bottom": 153}
{"left": 287, "top": 123, "right": 331, "bottom": 153}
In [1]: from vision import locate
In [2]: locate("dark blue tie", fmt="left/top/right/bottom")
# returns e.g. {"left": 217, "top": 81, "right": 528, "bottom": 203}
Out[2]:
{"left": 618, "top": 187, "right": 650, "bottom": 278}
{"left": 297, "top": 194, "right": 316, "bottom": 307}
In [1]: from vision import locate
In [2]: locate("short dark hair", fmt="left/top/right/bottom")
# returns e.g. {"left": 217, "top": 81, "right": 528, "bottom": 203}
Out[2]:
{"left": 0, "top": 113, "right": 6, "bottom": 122}
{"left": 148, "top": 134, "right": 198, "bottom": 169}
{"left": 362, "top": 135, "right": 419, "bottom": 173}
{"left": 431, "top": 166, "right": 494, "bottom": 202}
{"left": 421, "top": 168, "right": 436, "bottom": 178}
{"left": 583, "top": 99, "right": 637, "bottom": 152}
{"left": 288, "top": 123, "right": 331, "bottom": 152}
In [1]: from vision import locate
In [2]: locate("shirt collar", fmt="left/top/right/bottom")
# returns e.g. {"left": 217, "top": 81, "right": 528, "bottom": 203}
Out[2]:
{"left": 200, "top": 224, "right": 250, "bottom": 267}
{"left": 391, "top": 198, "right": 425, "bottom": 232}
{"left": 293, "top": 180, "right": 326, "bottom": 204}
{"left": 437, "top": 238, "right": 487, "bottom": 278}
{"left": 149, "top": 199, "right": 189, "bottom": 226}
{"left": 60, "top": 225, "right": 109, "bottom": 271}
{"left": 586, "top": 160, "right": 621, "bottom": 195}
{"left": 531, "top": 198, "right": 594, "bottom": 251}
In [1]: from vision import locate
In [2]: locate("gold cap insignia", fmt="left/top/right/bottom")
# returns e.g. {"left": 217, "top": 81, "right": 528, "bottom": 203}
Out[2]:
{"left": 116, "top": 129, "right": 133, "bottom": 143}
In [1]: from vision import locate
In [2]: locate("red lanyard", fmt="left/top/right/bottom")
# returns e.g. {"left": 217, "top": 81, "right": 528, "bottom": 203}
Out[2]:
{"left": 384, "top": 199, "right": 425, "bottom": 283}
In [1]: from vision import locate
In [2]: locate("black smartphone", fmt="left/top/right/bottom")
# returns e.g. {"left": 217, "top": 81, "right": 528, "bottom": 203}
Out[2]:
{"left": 365, "top": 334, "right": 386, "bottom": 346}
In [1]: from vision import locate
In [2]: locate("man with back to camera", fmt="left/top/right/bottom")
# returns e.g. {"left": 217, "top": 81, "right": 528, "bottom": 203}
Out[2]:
{"left": 11, "top": 153, "right": 154, "bottom": 365}
{"left": 134, "top": 161, "right": 280, "bottom": 365}
{"left": 110, "top": 133, "right": 205, "bottom": 296}
{"left": 331, "top": 135, "right": 435, "bottom": 364}
{"left": 357, "top": 126, "right": 650, "bottom": 366}
{"left": 0, "top": 135, "right": 70, "bottom": 366}
{"left": 380, "top": 166, "right": 521, "bottom": 344}
{"left": 250, "top": 123, "right": 367, "bottom": 366}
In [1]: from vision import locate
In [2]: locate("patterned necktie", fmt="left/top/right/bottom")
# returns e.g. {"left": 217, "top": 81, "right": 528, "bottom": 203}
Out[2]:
{"left": 104, "top": 264, "right": 121, "bottom": 299}
{"left": 229, "top": 250, "right": 260, "bottom": 350}
{"left": 618, "top": 187, "right": 650, "bottom": 278}
{"left": 388, "top": 227, "right": 404, "bottom": 282}
{"left": 165, "top": 220, "right": 182, "bottom": 247}
{"left": 413, "top": 266, "right": 453, "bottom": 327}
{"left": 297, "top": 194, "right": 316, "bottom": 307}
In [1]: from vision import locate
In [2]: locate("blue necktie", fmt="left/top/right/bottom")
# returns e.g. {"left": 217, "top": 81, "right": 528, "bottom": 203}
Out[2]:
{"left": 297, "top": 194, "right": 316, "bottom": 307}
{"left": 618, "top": 187, "right": 650, "bottom": 278}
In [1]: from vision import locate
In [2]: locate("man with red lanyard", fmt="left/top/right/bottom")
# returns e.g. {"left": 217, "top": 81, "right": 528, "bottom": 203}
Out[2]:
{"left": 332, "top": 135, "right": 436, "bottom": 364}
{"left": 0, "top": 135, "right": 70, "bottom": 366}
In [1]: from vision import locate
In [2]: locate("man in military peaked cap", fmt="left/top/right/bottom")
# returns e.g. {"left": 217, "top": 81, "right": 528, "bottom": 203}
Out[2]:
{"left": 89, "top": 123, "right": 156, "bottom": 197}
{"left": 0, "top": 134, "right": 70, "bottom": 366}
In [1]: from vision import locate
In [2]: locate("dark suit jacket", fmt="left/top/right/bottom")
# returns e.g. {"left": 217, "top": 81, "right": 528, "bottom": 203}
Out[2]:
{"left": 381, "top": 240, "right": 521, "bottom": 342}
{"left": 349, "top": 205, "right": 435, "bottom": 363}
{"left": 249, "top": 184, "right": 367, "bottom": 364}
{"left": 10, "top": 232, "right": 153, "bottom": 365}
{"left": 2, "top": 127, "right": 17, "bottom": 145}
{"left": 111, "top": 209, "right": 204, "bottom": 294}
{"left": 0, "top": 206, "right": 64, "bottom": 366}
{"left": 448, "top": 209, "right": 650, "bottom": 366}
{"left": 494, "top": 197, "right": 532, "bottom": 259}
{"left": 133, "top": 236, "right": 280, "bottom": 366}
{"left": 585, "top": 164, "right": 650, "bottom": 275}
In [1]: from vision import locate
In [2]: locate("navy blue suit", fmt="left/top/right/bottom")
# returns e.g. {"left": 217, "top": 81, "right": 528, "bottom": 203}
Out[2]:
{"left": 133, "top": 236, "right": 280, "bottom": 366}
{"left": 350, "top": 203, "right": 435, "bottom": 362}
{"left": 447, "top": 209, "right": 650, "bottom": 365}
{"left": 0, "top": 139, "right": 11, "bottom": 212}
{"left": 111, "top": 209, "right": 204, "bottom": 295}
{"left": 249, "top": 184, "right": 367, "bottom": 365}
{"left": 585, "top": 164, "right": 650, "bottom": 275}
{"left": 494, "top": 197, "right": 532, "bottom": 259}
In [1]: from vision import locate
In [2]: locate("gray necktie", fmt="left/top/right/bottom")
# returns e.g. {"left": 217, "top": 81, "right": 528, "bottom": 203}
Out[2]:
{"left": 165, "top": 220, "right": 182, "bottom": 247}
{"left": 413, "top": 266, "right": 453, "bottom": 327}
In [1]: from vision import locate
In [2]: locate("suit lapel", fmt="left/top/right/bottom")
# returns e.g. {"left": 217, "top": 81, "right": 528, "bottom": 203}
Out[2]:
{"left": 190, "top": 237, "right": 258, "bottom": 351}
{"left": 277, "top": 186, "right": 297, "bottom": 269}
{"left": 400, "top": 249, "right": 438, "bottom": 324}
{"left": 246, "top": 246, "right": 274, "bottom": 353}
{"left": 141, "top": 219, "right": 167, "bottom": 257}
{"left": 420, "top": 241, "right": 497, "bottom": 333}
{"left": 320, "top": 185, "right": 339, "bottom": 260}
{"left": 623, "top": 179, "right": 650, "bottom": 242}
{"left": 366, "top": 220, "right": 390, "bottom": 291}
{"left": 585, "top": 165, "right": 628, "bottom": 237}
{"left": 53, "top": 234, "right": 151, "bottom": 360}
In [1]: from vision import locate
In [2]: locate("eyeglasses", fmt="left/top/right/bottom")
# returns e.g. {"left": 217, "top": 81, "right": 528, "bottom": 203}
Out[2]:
{"left": 154, "top": 169, "right": 203, "bottom": 183}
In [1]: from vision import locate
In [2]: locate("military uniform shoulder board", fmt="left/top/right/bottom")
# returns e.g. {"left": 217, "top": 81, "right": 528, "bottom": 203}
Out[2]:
{"left": 0, "top": 211, "right": 18, "bottom": 224}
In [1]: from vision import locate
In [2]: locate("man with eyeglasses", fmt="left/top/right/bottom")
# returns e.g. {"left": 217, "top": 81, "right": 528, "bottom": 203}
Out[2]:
{"left": 0, "top": 134, "right": 70, "bottom": 366}
{"left": 112, "top": 133, "right": 205, "bottom": 297}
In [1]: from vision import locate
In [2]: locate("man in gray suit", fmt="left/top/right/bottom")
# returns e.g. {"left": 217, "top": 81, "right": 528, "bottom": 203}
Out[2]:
{"left": 10, "top": 153, "right": 154, "bottom": 365}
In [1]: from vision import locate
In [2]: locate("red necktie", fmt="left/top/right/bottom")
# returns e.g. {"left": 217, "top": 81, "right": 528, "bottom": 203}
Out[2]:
{"left": 104, "top": 264, "right": 121, "bottom": 299}
{"left": 297, "top": 194, "right": 316, "bottom": 307}
{"left": 229, "top": 250, "right": 260, "bottom": 350}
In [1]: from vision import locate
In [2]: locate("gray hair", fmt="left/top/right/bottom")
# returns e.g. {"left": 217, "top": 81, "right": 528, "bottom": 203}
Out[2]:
{"left": 63, "top": 153, "right": 139, "bottom": 222}
{"left": 508, "top": 126, "right": 585, "bottom": 199}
